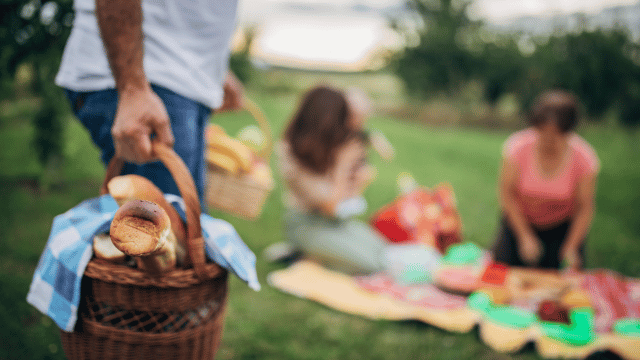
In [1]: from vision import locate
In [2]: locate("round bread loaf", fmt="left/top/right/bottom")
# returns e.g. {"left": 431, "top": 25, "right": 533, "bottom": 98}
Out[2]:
{"left": 108, "top": 175, "right": 187, "bottom": 244}
{"left": 110, "top": 199, "right": 171, "bottom": 256}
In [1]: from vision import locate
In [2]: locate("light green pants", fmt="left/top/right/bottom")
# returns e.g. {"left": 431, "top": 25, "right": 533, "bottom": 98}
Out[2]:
{"left": 283, "top": 210, "right": 388, "bottom": 275}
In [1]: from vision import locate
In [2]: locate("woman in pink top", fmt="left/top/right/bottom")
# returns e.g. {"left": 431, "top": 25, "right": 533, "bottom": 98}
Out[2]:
{"left": 493, "top": 90, "right": 600, "bottom": 270}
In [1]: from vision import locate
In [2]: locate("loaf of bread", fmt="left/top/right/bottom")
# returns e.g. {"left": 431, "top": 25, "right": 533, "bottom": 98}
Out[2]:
{"left": 93, "top": 233, "right": 126, "bottom": 262}
{"left": 110, "top": 199, "right": 178, "bottom": 274}
{"left": 107, "top": 174, "right": 187, "bottom": 266}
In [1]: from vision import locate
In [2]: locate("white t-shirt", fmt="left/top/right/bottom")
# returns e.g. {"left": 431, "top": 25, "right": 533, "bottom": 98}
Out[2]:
{"left": 55, "top": 0, "right": 238, "bottom": 109}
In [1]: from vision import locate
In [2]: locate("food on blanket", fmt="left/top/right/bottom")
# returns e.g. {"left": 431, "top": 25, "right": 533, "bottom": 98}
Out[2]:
{"left": 107, "top": 175, "right": 187, "bottom": 245}
{"left": 613, "top": 318, "right": 640, "bottom": 336}
{"left": 478, "top": 287, "right": 511, "bottom": 305}
{"left": 540, "top": 308, "right": 595, "bottom": 346}
{"left": 435, "top": 267, "right": 480, "bottom": 295}
{"left": 442, "top": 243, "right": 483, "bottom": 265}
{"left": 507, "top": 269, "right": 572, "bottom": 301}
{"left": 538, "top": 300, "right": 570, "bottom": 324}
{"left": 469, "top": 292, "right": 536, "bottom": 328}
{"left": 487, "top": 306, "right": 537, "bottom": 329}
{"left": 437, "top": 234, "right": 461, "bottom": 255}
{"left": 206, "top": 151, "right": 240, "bottom": 175}
{"left": 110, "top": 199, "right": 177, "bottom": 274}
{"left": 93, "top": 233, "right": 126, "bottom": 262}
{"left": 560, "top": 289, "right": 591, "bottom": 309}
{"left": 207, "top": 131, "right": 253, "bottom": 172}
{"left": 468, "top": 291, "right": 493, "bottom": 313}
{"left": 480, "top": 262, "right": 509, "bottom": 286}
{"left": 272, "top": 259, "right": 640, "bottom": 359}
{"left": 434, "top": 243, "right": 489, "bottom": 294}
{"left": 384, "top": 245, "right": 441, "bottom": 285}
{"left": 470, "top": 292, "right": 537, "bottom": 353}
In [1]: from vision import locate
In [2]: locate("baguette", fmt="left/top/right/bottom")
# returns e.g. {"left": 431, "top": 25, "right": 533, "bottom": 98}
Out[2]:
{"left": 110, "top": 199, "right": 177, "bottom": 274}
{"left": 207, "top": 135, "right": 253, "bottom": 172}
{"left": 107, "top": 174, "right": 187, "bottom": 265}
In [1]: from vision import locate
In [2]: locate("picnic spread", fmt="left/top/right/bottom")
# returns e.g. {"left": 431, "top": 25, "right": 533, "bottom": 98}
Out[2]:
{"left": 268, "top": 185, "right": 640, "bottom": 359}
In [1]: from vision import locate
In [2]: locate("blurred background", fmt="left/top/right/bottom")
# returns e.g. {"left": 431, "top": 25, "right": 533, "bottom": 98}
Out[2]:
{"left": 1, "top": 0, "right": 639, "bottom": 359}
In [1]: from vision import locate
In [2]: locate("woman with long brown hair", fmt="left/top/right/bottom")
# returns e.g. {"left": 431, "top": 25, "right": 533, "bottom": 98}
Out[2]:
{"left": 276, "top": 85, "right": 387, "bottom": 274}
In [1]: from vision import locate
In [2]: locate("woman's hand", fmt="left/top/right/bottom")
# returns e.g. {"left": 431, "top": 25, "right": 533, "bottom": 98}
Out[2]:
{"left": 560, "top": 244, "right": 581, "bottom": 270}
{"left": 518, "top": 233, "right": 543, "bottom": 266}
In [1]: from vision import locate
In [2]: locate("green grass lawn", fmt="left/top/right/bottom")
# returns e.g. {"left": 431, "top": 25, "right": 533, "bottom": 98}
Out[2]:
{"left": 1, "top": 81, "right": 639, "bottom": 360}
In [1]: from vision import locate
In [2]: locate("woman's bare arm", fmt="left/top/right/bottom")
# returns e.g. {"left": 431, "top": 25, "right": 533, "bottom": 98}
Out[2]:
{"left": 561, "top": 173, "right": 597, "bottom": 267}
{"left": 499, "top": 157, "right": 543, "bottom": 265}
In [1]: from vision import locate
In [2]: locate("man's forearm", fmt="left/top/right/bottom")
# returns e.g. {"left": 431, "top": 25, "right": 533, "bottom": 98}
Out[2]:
{"left": 96, "top": 0, "right": 148, "bottom": 93}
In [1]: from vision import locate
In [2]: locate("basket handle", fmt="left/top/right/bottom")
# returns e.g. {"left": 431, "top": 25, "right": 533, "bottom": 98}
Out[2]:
{"left": 100, "top": 141, "right": 208, "bottom": 279}
{"left": 228, "top": 97, "right": 273, "bottom": 162}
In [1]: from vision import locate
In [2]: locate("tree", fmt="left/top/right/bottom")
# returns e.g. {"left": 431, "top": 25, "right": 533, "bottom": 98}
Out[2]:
{"left": 1, "top": 0, "right": 74, "bottom": 166}
{"left": 393, "top": 0, "right": 483, "bottom": 97}
{"left": 534, "top": 30, "right": 640, "bottom": 119}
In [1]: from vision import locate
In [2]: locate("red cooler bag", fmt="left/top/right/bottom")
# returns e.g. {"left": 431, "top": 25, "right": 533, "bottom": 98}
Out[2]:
{"left": 371, "top": 184, "right": 462, "bottom": 253}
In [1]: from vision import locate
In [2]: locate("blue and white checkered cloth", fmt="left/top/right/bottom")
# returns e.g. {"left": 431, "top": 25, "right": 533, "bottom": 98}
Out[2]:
{"left": 27, "top": 194, "right": 260, "bottom": 332}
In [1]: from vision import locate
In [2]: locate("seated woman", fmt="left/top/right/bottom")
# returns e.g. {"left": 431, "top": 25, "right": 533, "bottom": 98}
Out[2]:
{"left": 276, "top": 85, "right": 387, "bottom": 275}
{"left": 493, "top": 90, "right": 600, "bottom": 270}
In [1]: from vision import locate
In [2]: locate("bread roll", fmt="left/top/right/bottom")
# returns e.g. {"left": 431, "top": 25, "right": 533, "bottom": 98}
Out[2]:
{"left": 110, "top": 199, "right": 177, "bottom": 274}
{"left": 93, "top": 233, "right": 126, "bottom": 262}
{"left": 107, "top": 174, "right": 187, "bottom": 265}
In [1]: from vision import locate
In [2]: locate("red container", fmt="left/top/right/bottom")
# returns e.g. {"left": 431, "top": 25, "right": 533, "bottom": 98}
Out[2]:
{"left": 371, "top": 184, "right": 462, "bottom": 253}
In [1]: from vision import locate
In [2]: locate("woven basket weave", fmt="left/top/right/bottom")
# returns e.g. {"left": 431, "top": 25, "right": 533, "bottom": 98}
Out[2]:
{"left": 206, "top": 98, "right": 273, "bottom": 220}
{"left": 60, "top": 142, "right": 229, "bottom": 360}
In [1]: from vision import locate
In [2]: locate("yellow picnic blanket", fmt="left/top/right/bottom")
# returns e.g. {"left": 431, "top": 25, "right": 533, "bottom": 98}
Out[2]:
{"left": 268, "top": 260, "right": 640, "bottom": 359}
{"left": 267, "top": 260, "right": 477, "bottom": 333}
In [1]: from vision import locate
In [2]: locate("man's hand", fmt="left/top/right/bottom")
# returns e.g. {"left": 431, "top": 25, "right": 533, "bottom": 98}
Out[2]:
{"left": 111, "top": 87, "right": 174, "bottom": 164}
{"left": 218, "top": 72, "right": 245, "bottom": 112}
{"left": 518, "top": 233, "right": 543, "bottom": 266}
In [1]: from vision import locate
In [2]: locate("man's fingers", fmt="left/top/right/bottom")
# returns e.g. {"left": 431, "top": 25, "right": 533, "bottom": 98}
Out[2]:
{"left": 155, "top": 119, "right": 175, "bottom": 147}
{"left": 135, "top": 135, "right": 153, "bottom": 163}
{"left": 114, "top": 133, "right": 153, "bottom": 164}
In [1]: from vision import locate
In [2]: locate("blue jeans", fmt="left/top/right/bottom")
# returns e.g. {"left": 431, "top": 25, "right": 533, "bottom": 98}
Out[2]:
{"left": 64, "top": 85, "right": 211, "bottom": 208}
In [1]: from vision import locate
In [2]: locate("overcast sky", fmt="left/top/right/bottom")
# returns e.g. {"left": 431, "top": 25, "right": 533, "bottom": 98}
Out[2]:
{"left": 239, "top": 0, "right": 639, "bottom": 23}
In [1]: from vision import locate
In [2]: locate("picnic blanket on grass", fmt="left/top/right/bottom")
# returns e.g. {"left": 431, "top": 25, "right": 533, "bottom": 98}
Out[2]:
{"left": 267, "top": 260, "right": 477, "bottom": 333}
{"left": 268, "top": 260, "right": 640, "bottom": 359}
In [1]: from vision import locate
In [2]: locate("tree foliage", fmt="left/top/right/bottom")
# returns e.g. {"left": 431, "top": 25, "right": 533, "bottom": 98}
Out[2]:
{"left": 395, "top": 0, "right": 482, "bottom": 96}
{"left": 1, "top": 0, "right": 75, "bottom": 165}
{"left": 394, "top": 0, "right": 640, "bottom": 127}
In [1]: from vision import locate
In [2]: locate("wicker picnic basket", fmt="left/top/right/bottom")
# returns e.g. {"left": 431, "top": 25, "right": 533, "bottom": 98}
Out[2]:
{"left": 206, "top": 98, "right": 274, "bottom": 219}
{"left": 60, "top": 142, "right": 229, "bottom": 360}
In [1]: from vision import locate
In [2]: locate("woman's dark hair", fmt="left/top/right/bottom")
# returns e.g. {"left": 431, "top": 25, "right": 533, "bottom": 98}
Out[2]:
{"left": 529, "top": 89, "right": 580, "bottom": 133}
{"left": 285, "top": 86, "right": 365, "bottom": 174}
